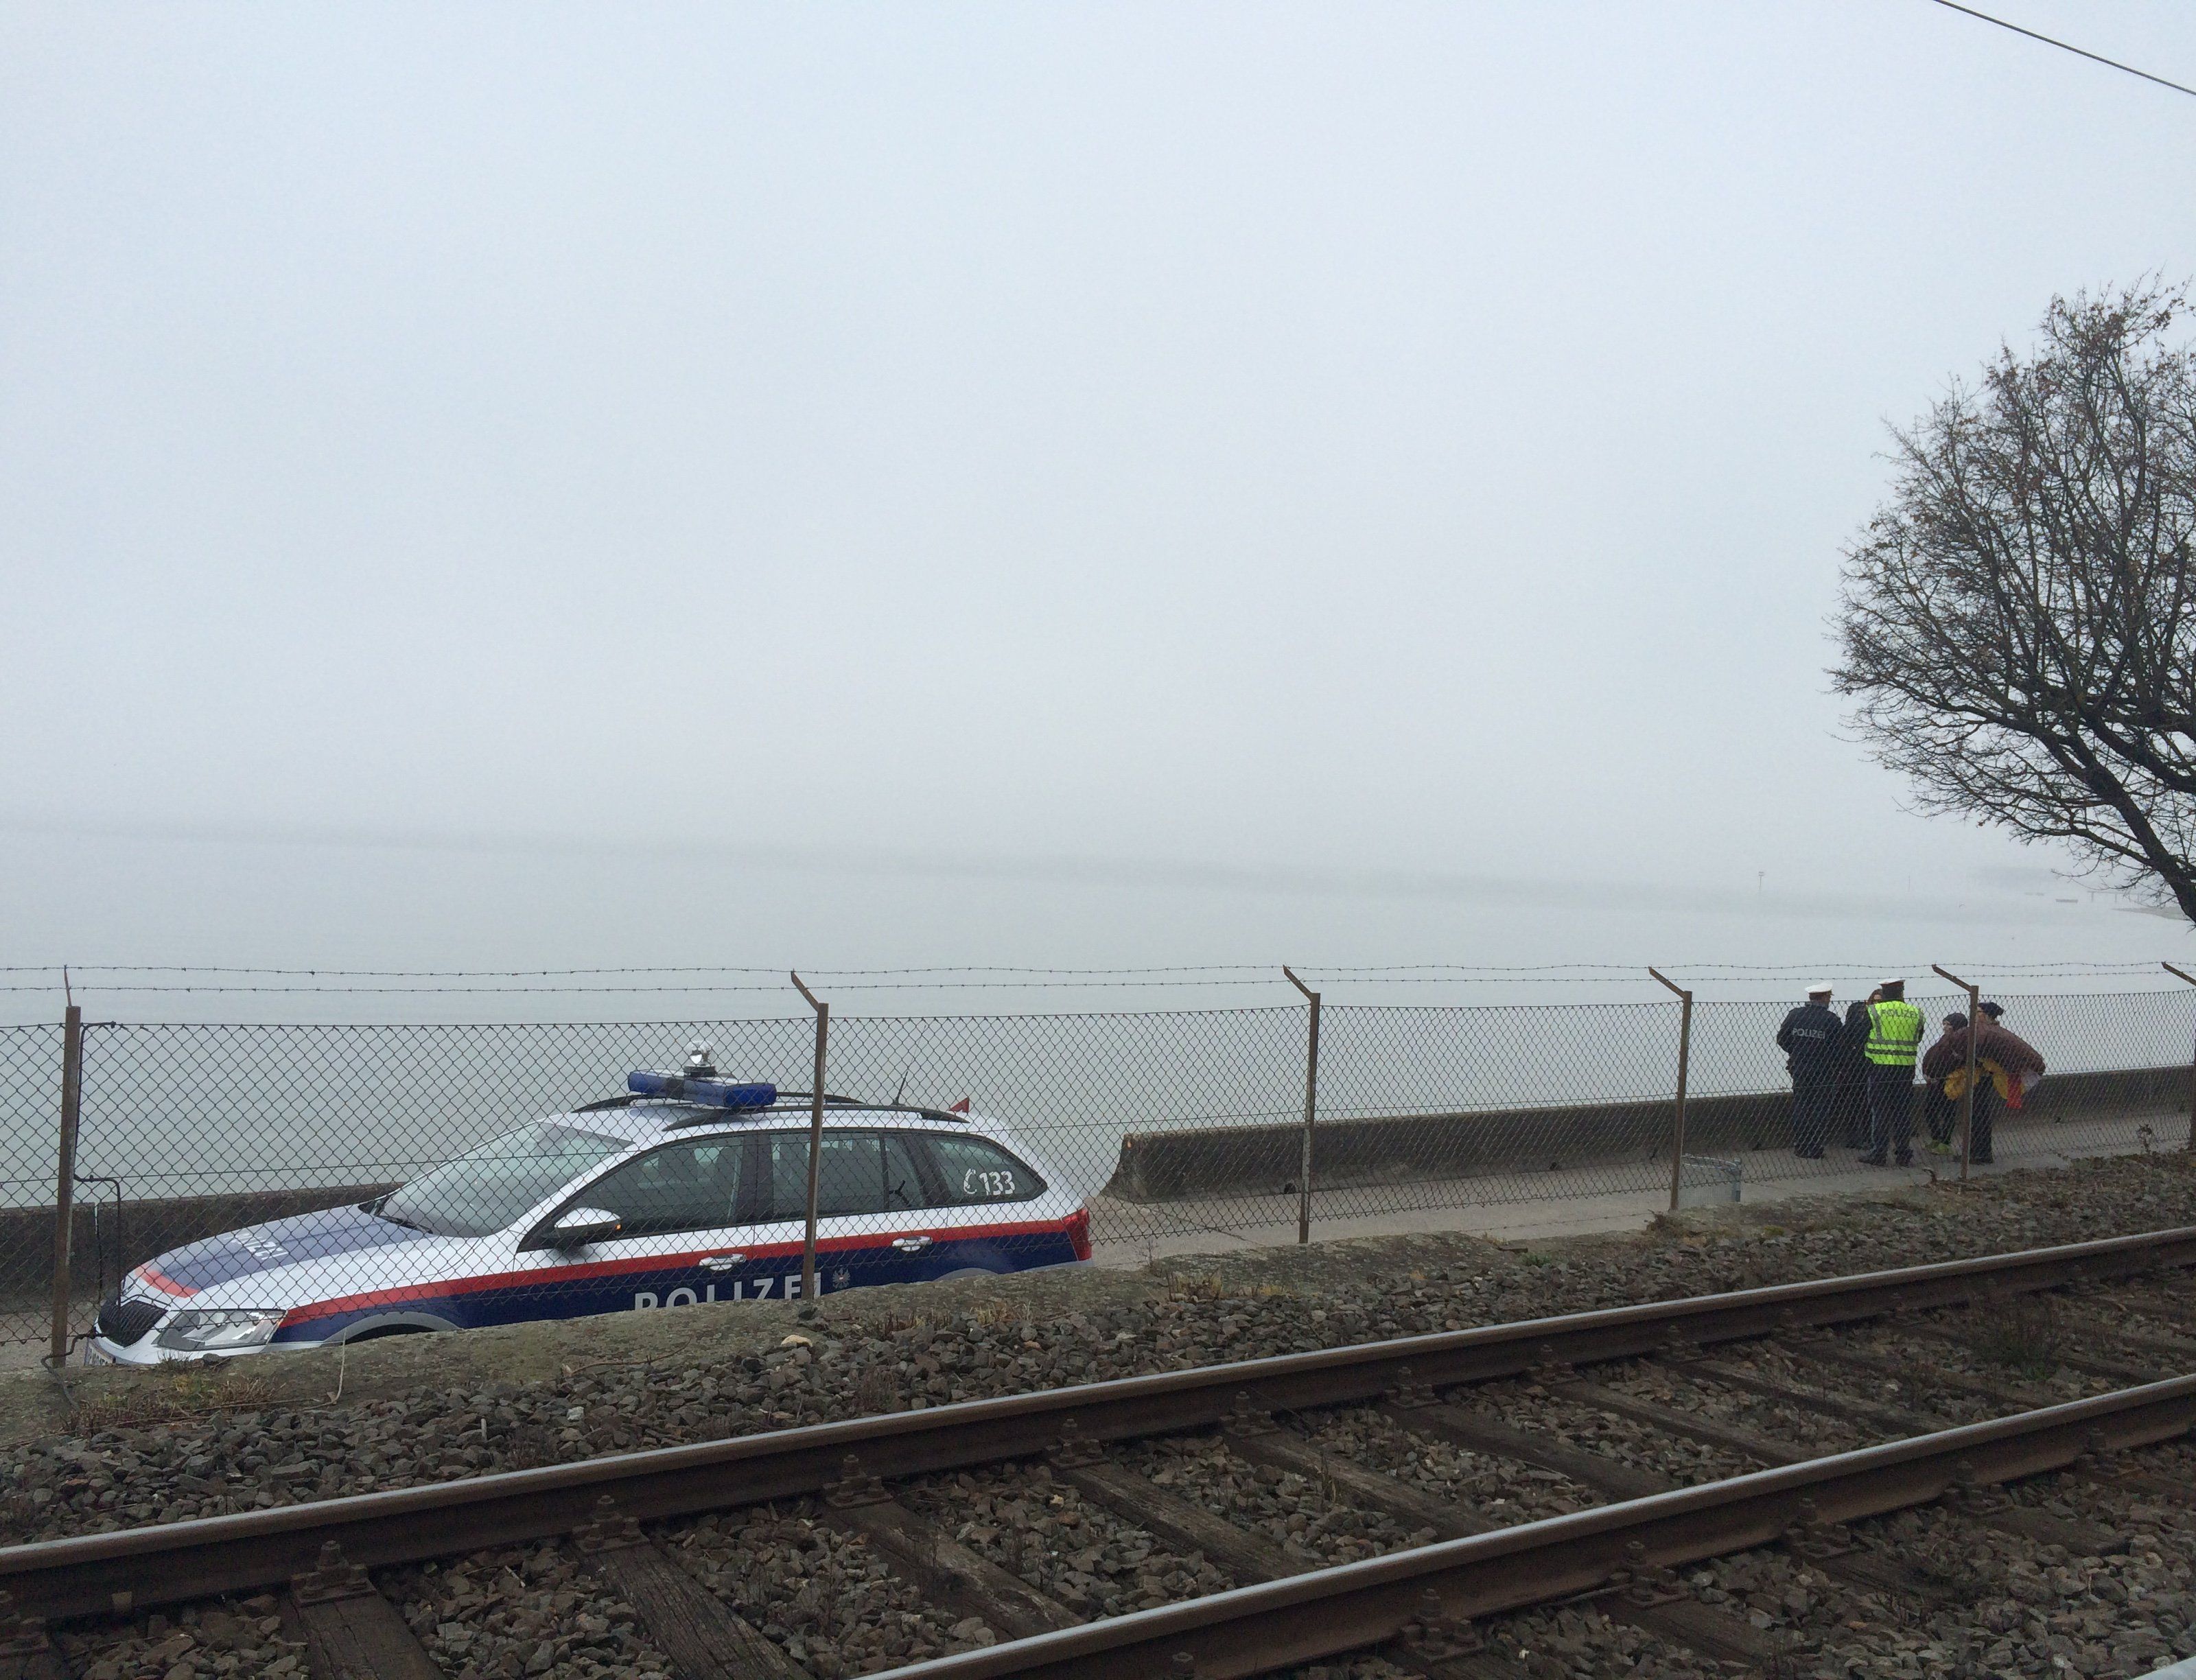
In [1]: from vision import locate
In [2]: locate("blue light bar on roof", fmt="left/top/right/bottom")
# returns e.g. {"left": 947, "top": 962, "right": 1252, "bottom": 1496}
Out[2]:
{"left": 628, "top": 1071, "right": 778, "bottom": 1109}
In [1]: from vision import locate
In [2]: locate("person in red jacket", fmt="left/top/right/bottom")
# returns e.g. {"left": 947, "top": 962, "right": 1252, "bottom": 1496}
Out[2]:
{"left": 1919, "top": 1009, "right": 2045, "bottom": 1165}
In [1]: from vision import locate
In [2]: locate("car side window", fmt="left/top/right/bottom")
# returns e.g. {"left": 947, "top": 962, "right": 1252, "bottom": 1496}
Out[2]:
{"left": 923, "top": 1135, "right": 1045, "bottom": 1206}
{"left": 762, "top": 1131, "right": 920, "bottom": 1220}
{"left": 574, "top": 1140, "right": 745, "bottom": 1237}
{"left": 881, "top": 1134, "right": 923, "bottom": 1213}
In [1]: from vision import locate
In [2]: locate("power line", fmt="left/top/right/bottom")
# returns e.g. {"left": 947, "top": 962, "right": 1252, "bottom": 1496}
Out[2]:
{"left": 1929, "top": 0, "right": 2196, "bottom": 100}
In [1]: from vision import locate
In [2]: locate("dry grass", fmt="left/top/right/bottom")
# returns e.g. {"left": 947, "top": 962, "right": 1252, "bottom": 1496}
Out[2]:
{"left": 1163, "top": 1273, "right": 1229, "bottom": 1303}
{"left": 1970, "top": 1293, "right": 2061, "bottom": 1379}
{"left": 854, "top": 1368, "right": 902, "bottom": 1415}
{"left": 69, "top": 1370, "right": 280, "bottom": 1434}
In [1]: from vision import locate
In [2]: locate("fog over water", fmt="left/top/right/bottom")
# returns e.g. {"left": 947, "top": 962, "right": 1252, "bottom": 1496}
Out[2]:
{"left": 1, "top": 820, "right": 2184, "bottom": 1025}
{"left": 6, "top": 4, "right": 2196, "bottom": 1027}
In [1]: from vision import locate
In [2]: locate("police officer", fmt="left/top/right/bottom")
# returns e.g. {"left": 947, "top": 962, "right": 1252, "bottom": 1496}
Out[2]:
{"left": 1836, "top": 988, "right": 1878, "bottom": 1147}
{"left": 1775, "top": 984, "right": 1844, "bottom": 1158}
{"left": 1859, "top": 977, "right": 1924, "bottom": 1167}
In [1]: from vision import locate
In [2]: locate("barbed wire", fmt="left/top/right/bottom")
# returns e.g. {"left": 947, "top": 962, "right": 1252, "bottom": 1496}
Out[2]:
{"left": 1, "top": 967, "right": 2187, "bottom": 998}
{"left": 2, "top": 963, "right": 1274, "bottom": 978}
{"left": 0, "top": 975, "right": 1291, "bottom": 988}
{"left": 2, "top": 957, "right": 2182, "bottom": 981}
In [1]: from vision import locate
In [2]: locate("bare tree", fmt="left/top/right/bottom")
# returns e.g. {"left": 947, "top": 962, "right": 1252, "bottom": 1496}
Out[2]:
{"left": 1832, "top": 282, "right": 2196, "bottom": 921}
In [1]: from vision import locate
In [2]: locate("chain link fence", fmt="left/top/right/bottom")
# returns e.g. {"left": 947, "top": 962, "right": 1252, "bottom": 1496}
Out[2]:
{"left": 2, "top": 988, "right": 2190, "bottom": 1362}
{"left": 0, "top": 1023, "right": 65, "bottom": 1357}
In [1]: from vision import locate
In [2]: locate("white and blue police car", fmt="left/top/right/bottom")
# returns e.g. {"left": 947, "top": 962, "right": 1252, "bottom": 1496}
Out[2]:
{"left": 87, "top": 1061, "right": 1091, "bottom": 1364}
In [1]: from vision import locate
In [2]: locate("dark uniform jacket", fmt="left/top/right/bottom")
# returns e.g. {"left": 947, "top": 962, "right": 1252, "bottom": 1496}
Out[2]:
{"left": 1776, "top": 1002, "right": 1844, "bottom": 1079}
{"left": 1841, "top": 999, "right": 1874, "bottom": 1073}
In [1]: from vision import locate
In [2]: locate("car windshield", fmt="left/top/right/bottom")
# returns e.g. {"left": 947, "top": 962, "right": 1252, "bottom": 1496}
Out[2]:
{"left": 377, "top": 1122, "right": 629, "bottom": 1238}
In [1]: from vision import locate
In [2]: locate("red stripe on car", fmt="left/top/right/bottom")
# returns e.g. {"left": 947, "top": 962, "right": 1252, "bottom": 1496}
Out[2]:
{"left": 277, "top": 1216, "right": 1073, "bottom": 1328}
{"left": 132, "top": 1264, "right": 200, "bottom": 1298}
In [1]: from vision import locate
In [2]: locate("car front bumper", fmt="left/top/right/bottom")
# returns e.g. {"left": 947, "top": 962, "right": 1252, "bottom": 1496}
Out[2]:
{"left": 85, "top": 1330, "right": 296, "bottom": 1366}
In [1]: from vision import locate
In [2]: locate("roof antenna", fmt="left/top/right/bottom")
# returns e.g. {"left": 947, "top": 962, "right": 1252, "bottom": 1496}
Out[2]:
{"left": 891, "top": 1066, "right": 911, "bottom": 1107}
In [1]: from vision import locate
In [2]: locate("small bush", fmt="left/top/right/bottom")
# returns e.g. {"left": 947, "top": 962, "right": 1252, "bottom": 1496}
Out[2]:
{"left": 1971, "top": 1294, "right": 2060, "bottom": 1379}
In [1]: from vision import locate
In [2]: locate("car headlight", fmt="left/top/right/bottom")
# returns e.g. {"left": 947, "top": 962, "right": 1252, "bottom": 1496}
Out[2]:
{"left": 153, "top": 1309, "right": 288, "bottom": 1353}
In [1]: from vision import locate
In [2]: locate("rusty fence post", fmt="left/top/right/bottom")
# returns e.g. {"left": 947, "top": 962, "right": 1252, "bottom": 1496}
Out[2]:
{"left": 1934, "top": 966, "right": 1980, "bottom": 1181}
{"left": 2165, "top": 963, "right": 2196, "bottom": 1151}
{"left": 1282, "top": 967, "right": 1321, "bottom": 1246}
{"left": 49, "top": 1003, "right": 84, "bottom": 1368}
{"left": 789, "top": 972, "right": 830, "bottom": 1302}
{"left": 1647, "top": 970, "right": 1692, "bottom": 1213}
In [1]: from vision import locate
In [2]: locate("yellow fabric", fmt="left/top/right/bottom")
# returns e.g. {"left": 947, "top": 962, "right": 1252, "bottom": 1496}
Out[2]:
{"left": 1943, "top": 1060, "right": 2013, "bottom": 1102}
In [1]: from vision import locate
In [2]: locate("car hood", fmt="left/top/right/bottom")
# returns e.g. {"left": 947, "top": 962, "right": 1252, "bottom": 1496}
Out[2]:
{"left": 129, "top": 1202, "right": 432, "bottom": 1300}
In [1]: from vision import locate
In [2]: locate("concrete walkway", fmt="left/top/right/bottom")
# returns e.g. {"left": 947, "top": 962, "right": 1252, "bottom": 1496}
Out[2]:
{"left": 1087, "top": 1108, "right": 2186, "bottom": 1267}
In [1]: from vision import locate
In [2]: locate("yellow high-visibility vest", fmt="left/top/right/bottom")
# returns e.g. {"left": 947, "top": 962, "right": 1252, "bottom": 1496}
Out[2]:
{"left": 1865, "top": 1000, "right": 1924, "bottom": 1067}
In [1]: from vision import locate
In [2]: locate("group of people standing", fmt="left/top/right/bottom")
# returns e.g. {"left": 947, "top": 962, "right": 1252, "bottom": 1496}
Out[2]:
{"left": 1775, "top": 979, "right": 2046, "bottom": 1167}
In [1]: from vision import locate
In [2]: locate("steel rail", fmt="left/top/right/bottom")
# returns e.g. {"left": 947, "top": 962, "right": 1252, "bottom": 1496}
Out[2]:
{"left": 874, "top": 1373, "right": 2196, "bottom": 1680}
{"left": 7, "top": 1222, "right": 2194, "bottom": 1622}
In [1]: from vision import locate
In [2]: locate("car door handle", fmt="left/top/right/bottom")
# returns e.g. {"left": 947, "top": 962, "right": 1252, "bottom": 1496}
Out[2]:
{"left": 890, "top": 1235, "right": 933, "bottom": 1253}
{"left": 698, "top": 1253, "right": 747, "bottom": 1271}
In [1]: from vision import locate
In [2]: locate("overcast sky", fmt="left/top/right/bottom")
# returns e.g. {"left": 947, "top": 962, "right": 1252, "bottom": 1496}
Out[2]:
{"left": 5, "top": 1, "right": 2196, "bottom": 1016}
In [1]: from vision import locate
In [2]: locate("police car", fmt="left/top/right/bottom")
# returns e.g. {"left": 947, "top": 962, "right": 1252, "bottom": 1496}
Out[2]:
{"left": 87, "top": 1059, "right": 1091, "bottom": 1364}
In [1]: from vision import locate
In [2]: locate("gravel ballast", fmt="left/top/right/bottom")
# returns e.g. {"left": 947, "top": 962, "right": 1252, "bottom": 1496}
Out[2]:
{"left": 892, "top": 1462, "right": 1235, "bottom": 1616}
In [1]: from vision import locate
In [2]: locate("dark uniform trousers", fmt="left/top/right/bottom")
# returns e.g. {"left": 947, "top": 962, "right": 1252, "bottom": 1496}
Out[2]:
{"left": 1791, "top": 1073, "right": 1834, "bottom": 1157}
{"left": 1865, "top": 1066, "right": 1914, "bottom": 1164}
{"left": 1832, "top": 1067, "right": 1870, "bottom": 1147}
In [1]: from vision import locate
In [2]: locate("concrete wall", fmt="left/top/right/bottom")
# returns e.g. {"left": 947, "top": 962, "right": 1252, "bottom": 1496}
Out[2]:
{"left": 1101, "top": 1066, "right": 2192, "bottom": 1204}
{"left": 5, "top": 1183, "right": 397, "bottom": 1299}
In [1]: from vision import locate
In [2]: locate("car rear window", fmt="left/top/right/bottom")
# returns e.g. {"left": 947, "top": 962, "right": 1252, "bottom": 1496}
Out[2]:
{"left": 923, "top": 1134, "right": 1045, "bottom": 1205}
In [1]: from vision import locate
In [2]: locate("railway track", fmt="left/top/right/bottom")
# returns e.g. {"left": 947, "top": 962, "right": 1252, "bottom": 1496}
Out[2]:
{"left": 7, "top": 1224, "right": 2196, "bottom": 1680}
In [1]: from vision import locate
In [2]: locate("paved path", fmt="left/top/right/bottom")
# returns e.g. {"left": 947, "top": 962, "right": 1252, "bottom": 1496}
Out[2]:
{"left": 1088, "top": 1106, "right": 2188, "bottom": 1266}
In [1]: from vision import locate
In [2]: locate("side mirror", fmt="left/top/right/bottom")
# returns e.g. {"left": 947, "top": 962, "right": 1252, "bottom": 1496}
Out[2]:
{"left": 546, "top": 1207, "right": 622, "bottom": 1249}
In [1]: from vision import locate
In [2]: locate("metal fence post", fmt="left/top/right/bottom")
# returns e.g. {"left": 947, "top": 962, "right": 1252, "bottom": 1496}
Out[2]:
{"left": 1934, "top": 966, "right": 1980, "bottom": 1180}
{"left": 1647, "top": 970, "right": 1692, "bottom": 1213}
{"left": 49, "top": 1003, "right": 84, "bottom": 1367}
{"left": 789, "top": 972, "right": 830, "bottom": 1302}
{"left": 2164, "top": 963, "right": 2196, "bottom": 1151}
{"left": 1282, "top": 967, "right": 1321, "bottom": 1246}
